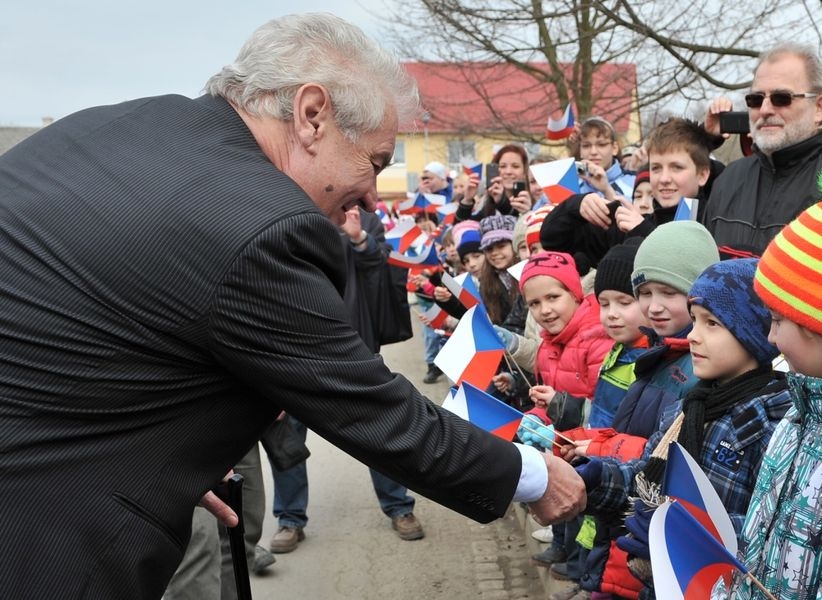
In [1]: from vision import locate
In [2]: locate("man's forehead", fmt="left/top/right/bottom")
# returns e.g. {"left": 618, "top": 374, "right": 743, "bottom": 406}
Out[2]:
{"left": 754, "top": 54, "right": 808, "bottom": 87}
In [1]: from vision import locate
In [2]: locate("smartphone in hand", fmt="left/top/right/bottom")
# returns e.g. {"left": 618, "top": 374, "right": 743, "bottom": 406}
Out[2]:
{"left": 485, "top": 162, "right": 500, "bottom": 182}
{"left": 719, "top": 111, "right": 750, "bottom": 134}
{"left": 512, "top": 180, "right": 527, "bottom": 196}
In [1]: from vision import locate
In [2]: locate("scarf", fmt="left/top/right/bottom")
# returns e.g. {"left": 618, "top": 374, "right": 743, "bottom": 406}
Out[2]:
{"left": 677, "top": 366, "right": 773, "bottom": 464}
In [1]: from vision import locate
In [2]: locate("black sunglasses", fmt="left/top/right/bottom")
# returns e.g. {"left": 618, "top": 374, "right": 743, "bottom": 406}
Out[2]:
{"left": 744, "top": 90, "right": 819, "bottom": 108}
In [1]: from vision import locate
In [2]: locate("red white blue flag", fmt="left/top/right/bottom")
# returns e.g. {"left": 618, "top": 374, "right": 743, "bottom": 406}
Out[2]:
{"left": 396, "top": 192, "right": 447, "bottom": 215}
{"left": 434, "top": 305, "right": 504, "bottom": 388}
{"left": 387, "top": 242, "right": 440, "bottom": 269}
{"left": 434, "top": 201, "right": 459, "bottom": 226}
{"left": 662, "top": 443, "right": 738, "bottom": 555}
{"left": 441, "top": 381, "right": 523, "bottom": 440}
{"left": 649, "top": 500, "right": 748, "bottom": 599}
{"left": 421, "top": 303, "right": 450, "bottom": 330}
{"left": 460, "top": 157, "right": 483, "bottom": 181}
{"left": 385, "top": 220, "right": 429, "bottom": 254}
{"left": 673, "top": 197, "right": 700, "bottom": 221}
{"left": 441, "top": 271, "right": 481, "bottom": 309}
{"left": 529, "top": 158, "right": 580, "bottom": 205}
{"left": 546, "top": 104, "right": 575, "bottom": 140}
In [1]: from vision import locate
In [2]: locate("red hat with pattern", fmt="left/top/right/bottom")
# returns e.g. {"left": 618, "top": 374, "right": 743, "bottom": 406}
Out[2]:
{"left": 519, "top": 251, "right": 583, "bottom": 301}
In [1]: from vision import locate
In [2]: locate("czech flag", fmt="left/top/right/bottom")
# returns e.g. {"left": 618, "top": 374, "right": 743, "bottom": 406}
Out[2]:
{"left": 649, "top": 500, "right": 748, "bottom": 599}
{"left": 434, "top": 201, "right": 459, "bottom": 226}
{"left": 388, "top": 242, "right": 441, "bottom": 269}
{"left": 441, "top": 381, "right": 523, "bottom": 440}
{"left": 674, "top": 197, "right": 700, "bottom": 221}
{"left": 529, "top": 158, "right": 580, "bottom": 205}
{"left": 395, "top": 192, "right": 429, "bottom": 215}
{"left": 662, "top": 443, "right": 737, "bottom": 555}
{"left": 421, "top": 303, "right": 450, "bottom": 330}
{"left": 434, "top": 305, "right": 504, "bottom": 389}
{"left": 385, "top": 220, "right": 429, "bottom": 254}
{"left": 460, "top": 157, "right": 483, "bottom": 180}
{"left": 375, "top": 204, "right": 394, "bottom": 230}
{"left": 546, "top": 104, "right": 575, "bottom": 140}
{"left": 441, "top": 271, "right": 481, "bottom": 309}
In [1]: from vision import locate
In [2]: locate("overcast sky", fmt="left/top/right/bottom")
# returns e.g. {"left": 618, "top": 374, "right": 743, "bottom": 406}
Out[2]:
{"left": 0, "top": 2, "right": 390, "bottom": 126}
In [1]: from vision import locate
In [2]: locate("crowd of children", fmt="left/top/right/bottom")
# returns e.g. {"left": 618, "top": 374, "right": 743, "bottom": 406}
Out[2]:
{"left": 387, "top": 106, "right": 822, "bottom": 598}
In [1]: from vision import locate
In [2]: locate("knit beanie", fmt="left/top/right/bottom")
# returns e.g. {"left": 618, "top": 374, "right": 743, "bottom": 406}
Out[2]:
{"left": 632, "top": 169, "right": 650, "bottom": 196}
{"left": 457, "top": 230, "right": 482, "bottom": 261}
{"left": 594, "top": 237, "right": 643, "bottom": 298}
{"left": 479, "top": 214, "right": 517, "bottom": 250}
{"left": 689, "top": 258, "right": 779, "bottom": 366}
{"left": 423, "top": 161, "right": 447, "bottom": 180}
{"left": 513, "top": 215, "right": 529, "bottom": 252}
{"left": 631, "top": 221, "right": 720, "bottom": 295}
{"left": 525, "top": 205, "right": 554, "bottom": 249}
{"left": 755, "top": 200, "right": 822, "bottom": 335}
{"left": 519, "top": 251, "right": 583, "bottom": 300}
{"left": 452, "top": 220, "right": 481, "bottom": 248}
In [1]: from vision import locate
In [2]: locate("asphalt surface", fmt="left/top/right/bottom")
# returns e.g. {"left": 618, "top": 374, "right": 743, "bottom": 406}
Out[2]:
{"left": 247, "top": 317, "right": 557, "bottom": 600}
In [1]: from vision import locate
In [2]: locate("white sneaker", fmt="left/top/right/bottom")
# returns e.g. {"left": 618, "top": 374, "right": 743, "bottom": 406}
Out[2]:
{"left": 531, "top": 526, "right": 554, "bottom": 543}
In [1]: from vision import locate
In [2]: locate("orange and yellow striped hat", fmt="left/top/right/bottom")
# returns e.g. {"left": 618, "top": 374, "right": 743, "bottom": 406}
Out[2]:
{"left": 754, "top": 201, "right": 822, "bottom": 335}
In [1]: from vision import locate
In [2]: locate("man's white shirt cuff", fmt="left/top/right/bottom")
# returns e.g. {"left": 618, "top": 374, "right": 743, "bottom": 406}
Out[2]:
{"left": 512, "top": 443, "right": 548, "bottom": 503}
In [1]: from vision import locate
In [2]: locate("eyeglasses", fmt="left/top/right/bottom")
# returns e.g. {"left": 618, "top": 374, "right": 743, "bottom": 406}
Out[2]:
{"left": 744, "top": 90, "right": 819, "bottom": 108}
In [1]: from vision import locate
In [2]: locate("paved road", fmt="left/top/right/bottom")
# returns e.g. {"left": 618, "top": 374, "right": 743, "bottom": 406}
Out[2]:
{"left": 248, "top": 318, "right": 548, "bottom": 600}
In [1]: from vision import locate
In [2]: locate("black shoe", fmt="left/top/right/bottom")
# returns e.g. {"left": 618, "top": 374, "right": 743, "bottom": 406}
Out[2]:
{"left": 531, "top": 545, "right": 568, "bottom": 567}
{"left": 423, "top": 364, "right": 442, "bottom": 384}
{"left": 550, "top": 561, "right": 574, "bottom": 581}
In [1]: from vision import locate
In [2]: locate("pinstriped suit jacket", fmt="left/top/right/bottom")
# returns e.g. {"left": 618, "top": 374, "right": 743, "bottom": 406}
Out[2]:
{"left": 0, "top": 94, "right": 522, "bottom": 599}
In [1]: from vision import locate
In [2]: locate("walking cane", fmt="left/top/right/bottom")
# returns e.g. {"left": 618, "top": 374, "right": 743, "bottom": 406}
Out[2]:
{"left": 213, "top": 473, "right": 253, "bottom": 600}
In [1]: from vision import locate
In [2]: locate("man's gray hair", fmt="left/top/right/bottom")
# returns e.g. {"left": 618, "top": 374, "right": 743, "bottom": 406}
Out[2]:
{"left": 756, "top": 42, "right": 822, "bottom": 91}
{"left": 204, "top": 13, "right": 420, "bottom": 141}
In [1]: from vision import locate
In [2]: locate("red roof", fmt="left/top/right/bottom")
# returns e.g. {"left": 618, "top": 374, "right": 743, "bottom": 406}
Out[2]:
{"left": 402, "top": 62, "right": 637, "bottom": 136}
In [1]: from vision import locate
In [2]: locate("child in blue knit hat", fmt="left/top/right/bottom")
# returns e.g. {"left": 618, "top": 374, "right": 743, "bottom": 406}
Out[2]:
{"left": 608, "top": 258, "right": 793, "bottom": 600}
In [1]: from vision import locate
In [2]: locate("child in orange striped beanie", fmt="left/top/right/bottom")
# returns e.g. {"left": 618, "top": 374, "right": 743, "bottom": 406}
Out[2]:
{"left": 729, "top": 200, "right": 822, "bottom": 599}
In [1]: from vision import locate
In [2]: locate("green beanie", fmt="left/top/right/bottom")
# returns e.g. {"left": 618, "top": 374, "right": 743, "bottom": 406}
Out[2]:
{"left": 631, "top": 221, "right": 719, "bottom": 295}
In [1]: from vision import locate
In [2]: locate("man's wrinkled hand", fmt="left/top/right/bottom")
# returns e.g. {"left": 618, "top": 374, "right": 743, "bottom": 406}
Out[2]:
{"left": 527, "top": 452, "right": 586, "bottom": 525}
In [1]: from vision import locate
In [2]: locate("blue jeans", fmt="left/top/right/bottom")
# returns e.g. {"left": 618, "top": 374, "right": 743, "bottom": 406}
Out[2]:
{"left": 268, "top": 417, "right": 415, "bottom": 528}
{"left": 421, "top": 321, "right": 444, "bottom": 365}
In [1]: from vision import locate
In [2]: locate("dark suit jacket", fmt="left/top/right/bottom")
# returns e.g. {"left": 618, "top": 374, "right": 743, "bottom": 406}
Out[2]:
{"left": 0, "top": 95, "right": 522, "bottom": 599}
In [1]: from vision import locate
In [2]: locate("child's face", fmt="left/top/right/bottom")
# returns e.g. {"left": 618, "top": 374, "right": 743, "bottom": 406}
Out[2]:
{"left": 768, "top": 311, "right": 822, "bottom": 377}
{"left": 688, "top": 305, "right": 759, "bottom": 384}
{"left": 484, "top": 240, "right": 515, "bottom": 270}
{"left": 517, "top": 241, "right": 530, "bottom": 261}
{"left": 528, "top": 241, "right": 544, "bottom": 255}
{"left": 523, "top": 275, "right": 581, "bottom": 336}
{"left": 444, "top": 242, "right": 458, "bottom": 263}
{"left": 636, "top": 282, "right": 691, "bottom": 337}
{"left": 579, "top": 132, "right": 618, "bottom": 168}
{"left": 462, "top": 252, "right": 485, "bottom": 276}
{"left": 598, "top": 290, "right": 649, "bottom": 345}
{"left": 649, "top": 149, "right": 710, "bottom": 208}
{"left": 632, "top": 181, "right": 654, "bottom": 215}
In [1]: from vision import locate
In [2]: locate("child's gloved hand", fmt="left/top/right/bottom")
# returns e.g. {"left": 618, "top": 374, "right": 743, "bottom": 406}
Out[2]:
{"left": 616, "top": 498, "right": 654, "bottom": 560}
{"left": 573, "top": 457, "right": 603, "bottom": 492}
{"left": 516, "top": 414, "right": 555, "bottom": 451}
{"left": 492, "top": 325, "right": 519, "bottom": 353}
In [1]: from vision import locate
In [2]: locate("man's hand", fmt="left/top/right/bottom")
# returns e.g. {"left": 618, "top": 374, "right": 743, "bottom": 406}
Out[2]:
{"left": 528, "top": 452, "right": 587, "bottom": 525}
{"left": 199, "top": 471, "right": 239, "bottom": 527}
{"left": 704, "top": 96, "right": 735, "bottom": 138}
{"left": 340, "top": 206, "right": 363, "bottom": 240}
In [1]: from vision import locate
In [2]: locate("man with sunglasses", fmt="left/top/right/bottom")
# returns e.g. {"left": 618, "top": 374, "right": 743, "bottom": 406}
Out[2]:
{"left": 703, "top": 42, "right": 822, "bottom": 257}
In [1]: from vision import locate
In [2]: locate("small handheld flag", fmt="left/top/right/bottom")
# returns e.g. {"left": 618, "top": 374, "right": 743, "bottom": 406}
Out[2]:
{"left": 385, "top": 220, "right": 429, "bottom": 254}
{"left": 673, "top": 197, "right": 699, "bottom": 221}
{"left": 650, "top": 500, "right": 749, "bottom": 600}
{"left": 662, "top": 443, "right": 737, "bottom": 554}
{"left": 547, "top": 104, "right": 575, "bottom": 140}
{"left": 441, "top": 271, "right": 481, "bottom": 309}
{"left": 387, "top": 242, "right": 440, "bottom": 269}
{"left": 441, "top": 381, "right": 523, "bottom": 440}
{"left": 434, "top": 305, "right": 504, "bottom": 388}
{"left": 530, "top": 158, "right": 580, "bottom": 205}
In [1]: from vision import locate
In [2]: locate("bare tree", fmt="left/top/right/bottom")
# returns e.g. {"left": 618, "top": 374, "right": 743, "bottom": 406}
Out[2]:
{"left": 383, "top": 0, "right": 822, "bottom": 140}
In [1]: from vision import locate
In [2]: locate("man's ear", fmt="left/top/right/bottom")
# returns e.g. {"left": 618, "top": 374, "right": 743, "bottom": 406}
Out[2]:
{"left": 814, "top": 94, "right": 822, "bottom": 128}
{"left": 293, "top": 84, "right": 331, "bottom": 151}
